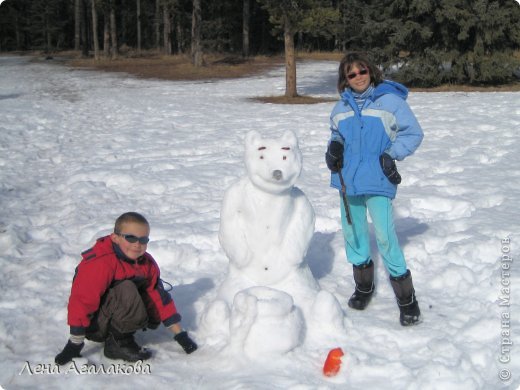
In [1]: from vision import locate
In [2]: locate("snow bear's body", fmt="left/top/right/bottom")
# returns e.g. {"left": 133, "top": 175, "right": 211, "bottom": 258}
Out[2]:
{"left": 201, "top": 130, "right": 345, "bottom": 356}
{"left": 218, "top": 130, "right": 318, "bottom": 302}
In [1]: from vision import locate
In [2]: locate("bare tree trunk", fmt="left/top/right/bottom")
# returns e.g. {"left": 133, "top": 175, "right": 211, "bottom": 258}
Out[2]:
{"left": 176, "top": 16, "right": 183, "bottom": 54}
{"left": 43, "top": 3, "right": 52, "bottom": 53}
{"left": 74, "top": 0, "right": 81, "bottom": 50}
{"left": 154, "top": 0, "right": 160, "bottom": 50}
{"left": 110, "top": 7, "right": 118, "bottom": 59}
{"left": 242, "top": 0, "right": 250, "bottom": 57}
{"left": 163, "top": 5, "right": 171, "bottom": 55}
{"left": 283, "top": 16, "right": 297, "bottom": 98}
{"left": 81, "top": 0, "right": 89, "bottom": 57}
{"left": 46, "top": 14, "right": 52, "bottom": 53}
{"left": 136, "top": 0, "right": 141, "bottom": 55}
{"left": 191, "top": 0, "right": 202, "bottom": 66}
{"left": 15, "top": 14, "right": 22, "bottom": 50}
{"left": 103, "top": 14, "right": 110, "bottom": 57}
{"left": 91, "top": 0, "right": 100, "bottom": 60}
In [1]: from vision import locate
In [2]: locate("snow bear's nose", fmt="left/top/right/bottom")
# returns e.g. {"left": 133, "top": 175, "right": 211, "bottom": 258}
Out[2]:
{"left": 272, "top": 170, "right": 283, "bottom": 180}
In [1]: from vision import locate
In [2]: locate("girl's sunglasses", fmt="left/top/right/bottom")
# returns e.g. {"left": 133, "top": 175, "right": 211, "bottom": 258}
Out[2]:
{"left": 117, "top": 233, "right": 150, "bottom": 244}
{"left": 347, "top": 68, "right": 368, "bottom": 80}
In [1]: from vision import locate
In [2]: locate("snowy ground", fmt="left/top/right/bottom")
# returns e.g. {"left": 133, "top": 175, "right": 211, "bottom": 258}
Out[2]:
{"left": 0, "top": 56, "right": 519, "bottom": 389}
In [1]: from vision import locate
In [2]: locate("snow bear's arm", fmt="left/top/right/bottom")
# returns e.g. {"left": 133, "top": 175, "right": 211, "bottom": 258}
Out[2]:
{"left": 272, "top": 188, "right": 315, "bottom": 266}
{"left": 218, "top": 179, "right": 251, "bottom": 268}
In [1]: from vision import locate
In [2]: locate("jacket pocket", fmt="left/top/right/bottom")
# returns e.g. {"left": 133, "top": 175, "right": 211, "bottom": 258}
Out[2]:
{"left": 355, "top": 157, "right": 387, "bottom": 190}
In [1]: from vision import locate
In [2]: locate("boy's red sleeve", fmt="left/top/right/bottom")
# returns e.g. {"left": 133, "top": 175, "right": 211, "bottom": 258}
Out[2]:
{"left": 67, "top": 257, "right": 115, "bottom": 334}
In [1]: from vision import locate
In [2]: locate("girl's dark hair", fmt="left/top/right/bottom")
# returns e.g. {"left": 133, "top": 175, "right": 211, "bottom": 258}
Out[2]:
{"left": 337, "top": 52, "right": 384, "bottom": 93}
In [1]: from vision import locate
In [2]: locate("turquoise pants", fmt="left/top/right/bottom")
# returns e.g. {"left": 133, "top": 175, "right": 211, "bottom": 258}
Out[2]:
{"left": 340, "top": 194, "right": 407, "bottom": 277}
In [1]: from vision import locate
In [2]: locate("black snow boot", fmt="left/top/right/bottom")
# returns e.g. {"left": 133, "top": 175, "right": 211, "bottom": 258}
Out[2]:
{"left": 348, "top": 259, "right": 375, "bottom": 310}
{"left": 104, "top": 332, "right": 152, "bottom": 362}
{"left": 390, "top": 270, "right": 421, "bottom": 326}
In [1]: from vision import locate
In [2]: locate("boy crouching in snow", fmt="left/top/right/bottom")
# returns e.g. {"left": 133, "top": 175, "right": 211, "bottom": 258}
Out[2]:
{"left": 55, "top": 212, "right": 197, "bottom": 365}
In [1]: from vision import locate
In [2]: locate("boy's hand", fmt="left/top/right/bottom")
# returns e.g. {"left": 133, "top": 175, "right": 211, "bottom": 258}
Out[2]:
{"left": 55, "top": 340, "right": 84, "bottom": 365}
{"left": 174, "top": 331, "right": 198, "bottom": 354}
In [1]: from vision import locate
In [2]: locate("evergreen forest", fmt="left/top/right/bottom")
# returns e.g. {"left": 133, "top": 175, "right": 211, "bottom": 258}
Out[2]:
{"left": 1, "top": 0, "right": 520, "bottom": 86}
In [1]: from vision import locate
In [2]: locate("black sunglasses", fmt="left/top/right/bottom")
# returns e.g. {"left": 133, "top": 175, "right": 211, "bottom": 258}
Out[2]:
{"left": 347, "top": 68, "right": 368, "bottom": 80}
{"left": 117, "top": 233, "right": 150, "bottom": 244}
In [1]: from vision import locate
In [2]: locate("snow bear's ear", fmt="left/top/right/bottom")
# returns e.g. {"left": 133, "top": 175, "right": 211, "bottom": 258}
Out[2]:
{"left": 280, "top": 130, "right": 298, "bottom": 148}
{"left": 245, "top": 130, "right": 262, "bottom": 148}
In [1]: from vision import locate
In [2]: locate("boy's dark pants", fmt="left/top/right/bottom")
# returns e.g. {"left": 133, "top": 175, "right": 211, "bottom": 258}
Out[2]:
{"left": 86, "top": 280, "right": 151, "bottom": 341}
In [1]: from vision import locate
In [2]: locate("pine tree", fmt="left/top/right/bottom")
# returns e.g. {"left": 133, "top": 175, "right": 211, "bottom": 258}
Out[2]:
{"left": 363, "top": 0, "right": 520, "bottom": 86}
{"left": 335, "top": 0, "right": 364, "bottom": 51}
{"left": 439, "top": 0, "right": 520, "bottom": 85}
{"left": 91, "top": 0, "right": 100, "bottom": 59}
{"left": 257, "top": 0, "right": 339, "bottom": 97}
{"left": 191, "top": 0, "right": 202, "bottom": 66}
{"left": 0, "top": 0, "right": 30, "bottom": 50}
{"left": 243, "top": 0, "right": 251, "bottom": 57}
{"left": 28, "top": 0, "right": 69, "bottom": 52}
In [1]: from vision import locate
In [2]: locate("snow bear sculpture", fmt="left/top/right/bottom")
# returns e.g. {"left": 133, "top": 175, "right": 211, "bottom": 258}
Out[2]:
{"left": 202, "top": 130, "right": 345, "bottom": 357}
{"left": 218, "top": 129, "right": 318, "bottom": 297}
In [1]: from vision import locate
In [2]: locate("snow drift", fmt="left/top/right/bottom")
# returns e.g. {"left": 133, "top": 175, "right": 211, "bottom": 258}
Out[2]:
{"left": 0, "top": 56, "right": 519, "bottom": 389}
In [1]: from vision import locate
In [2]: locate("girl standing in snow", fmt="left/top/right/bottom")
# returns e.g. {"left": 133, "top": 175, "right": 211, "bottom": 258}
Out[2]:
{"left": 325, "top": 52, "right": 424, "bottom": 326}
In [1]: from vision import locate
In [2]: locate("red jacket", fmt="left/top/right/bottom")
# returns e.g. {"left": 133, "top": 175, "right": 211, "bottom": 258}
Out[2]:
{"left": 67, "top": 236, "right": 180, "bottom": 335}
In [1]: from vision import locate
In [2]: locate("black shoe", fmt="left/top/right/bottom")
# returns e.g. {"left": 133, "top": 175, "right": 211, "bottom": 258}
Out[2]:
{"left": 348, "top": 260, "right": 374, "bottom": 310}
{"left": 398, "top": 297, "right": 421, "bottom": 326}
{"left": 104, "top": 333, "right": 152, "bottom": 362}
{"left": 348, "top": 287, "right": 374, "bottom": 310}
{"left": 390, "top": 270, "right": 422, "bottom": 326}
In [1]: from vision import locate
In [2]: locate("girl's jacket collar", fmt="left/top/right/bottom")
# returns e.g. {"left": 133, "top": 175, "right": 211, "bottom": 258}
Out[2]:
{"left": 341, "top": 80, "right": 409, "bottom": 102}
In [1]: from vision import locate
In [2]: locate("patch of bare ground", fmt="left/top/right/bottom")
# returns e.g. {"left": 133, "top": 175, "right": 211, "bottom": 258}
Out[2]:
{"left": 17, "top": 50, "right": 520, "bottom": 102}
{"left": 65, "top": 52, "right": 284, "bottom": 81}
{"left": 252, "top": 95, "right": 336, "bottom": 104}
{"left": 410, "top": 83, "right": 520, "bottom": 92}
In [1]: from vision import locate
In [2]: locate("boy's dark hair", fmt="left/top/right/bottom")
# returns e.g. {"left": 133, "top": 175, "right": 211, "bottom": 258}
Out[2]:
{"left": 114, "top": 212, "right": 149, "bottom": 233}
{"left": 337, "top": 52, "right": 384, "bottom": 93}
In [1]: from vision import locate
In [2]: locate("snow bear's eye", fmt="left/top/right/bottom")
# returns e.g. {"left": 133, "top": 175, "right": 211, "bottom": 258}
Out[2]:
{"left": 258, "top": 146, "right": 266, "bottom": 150}
{"left": 281, "top": 147, "right": 290, "bottom": 150}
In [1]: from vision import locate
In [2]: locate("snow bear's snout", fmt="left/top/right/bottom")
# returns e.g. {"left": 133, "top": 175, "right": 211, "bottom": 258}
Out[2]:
{"left": 272, "top": 170, "right": 283, "bottom": 181}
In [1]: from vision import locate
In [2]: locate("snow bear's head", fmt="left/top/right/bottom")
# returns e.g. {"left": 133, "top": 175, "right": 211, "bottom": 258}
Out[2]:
{"left": 244, "top": 130, "right": 302, "bottom": 194}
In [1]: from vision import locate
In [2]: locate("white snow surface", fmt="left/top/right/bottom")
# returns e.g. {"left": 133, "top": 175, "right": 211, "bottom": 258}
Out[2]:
{"left": 1, "top": 56, "right": 519, "bottom": 389}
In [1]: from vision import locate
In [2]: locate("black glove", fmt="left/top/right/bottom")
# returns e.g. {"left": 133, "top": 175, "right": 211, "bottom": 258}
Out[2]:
{"left": 55, "top": 340, "right": 84, "bottom": 365}
{"left": 325, "top": 141, "right": 344, "bottom": 172}
{"left": 174, "top": 331, "right": 198, "bottom": 354}
{"left": 380, "top": 153, "right": 401, "bottom": 184}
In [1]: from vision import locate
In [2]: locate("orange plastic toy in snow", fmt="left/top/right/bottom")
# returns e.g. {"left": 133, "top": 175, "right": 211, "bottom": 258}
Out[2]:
{"left": 322, "top": 347, "right": 344, "bottom": 377}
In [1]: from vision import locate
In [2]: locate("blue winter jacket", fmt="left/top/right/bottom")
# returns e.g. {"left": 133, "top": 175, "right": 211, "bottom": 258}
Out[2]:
{"left": 329, "top": 80, "right": 423, "bottom": 199}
